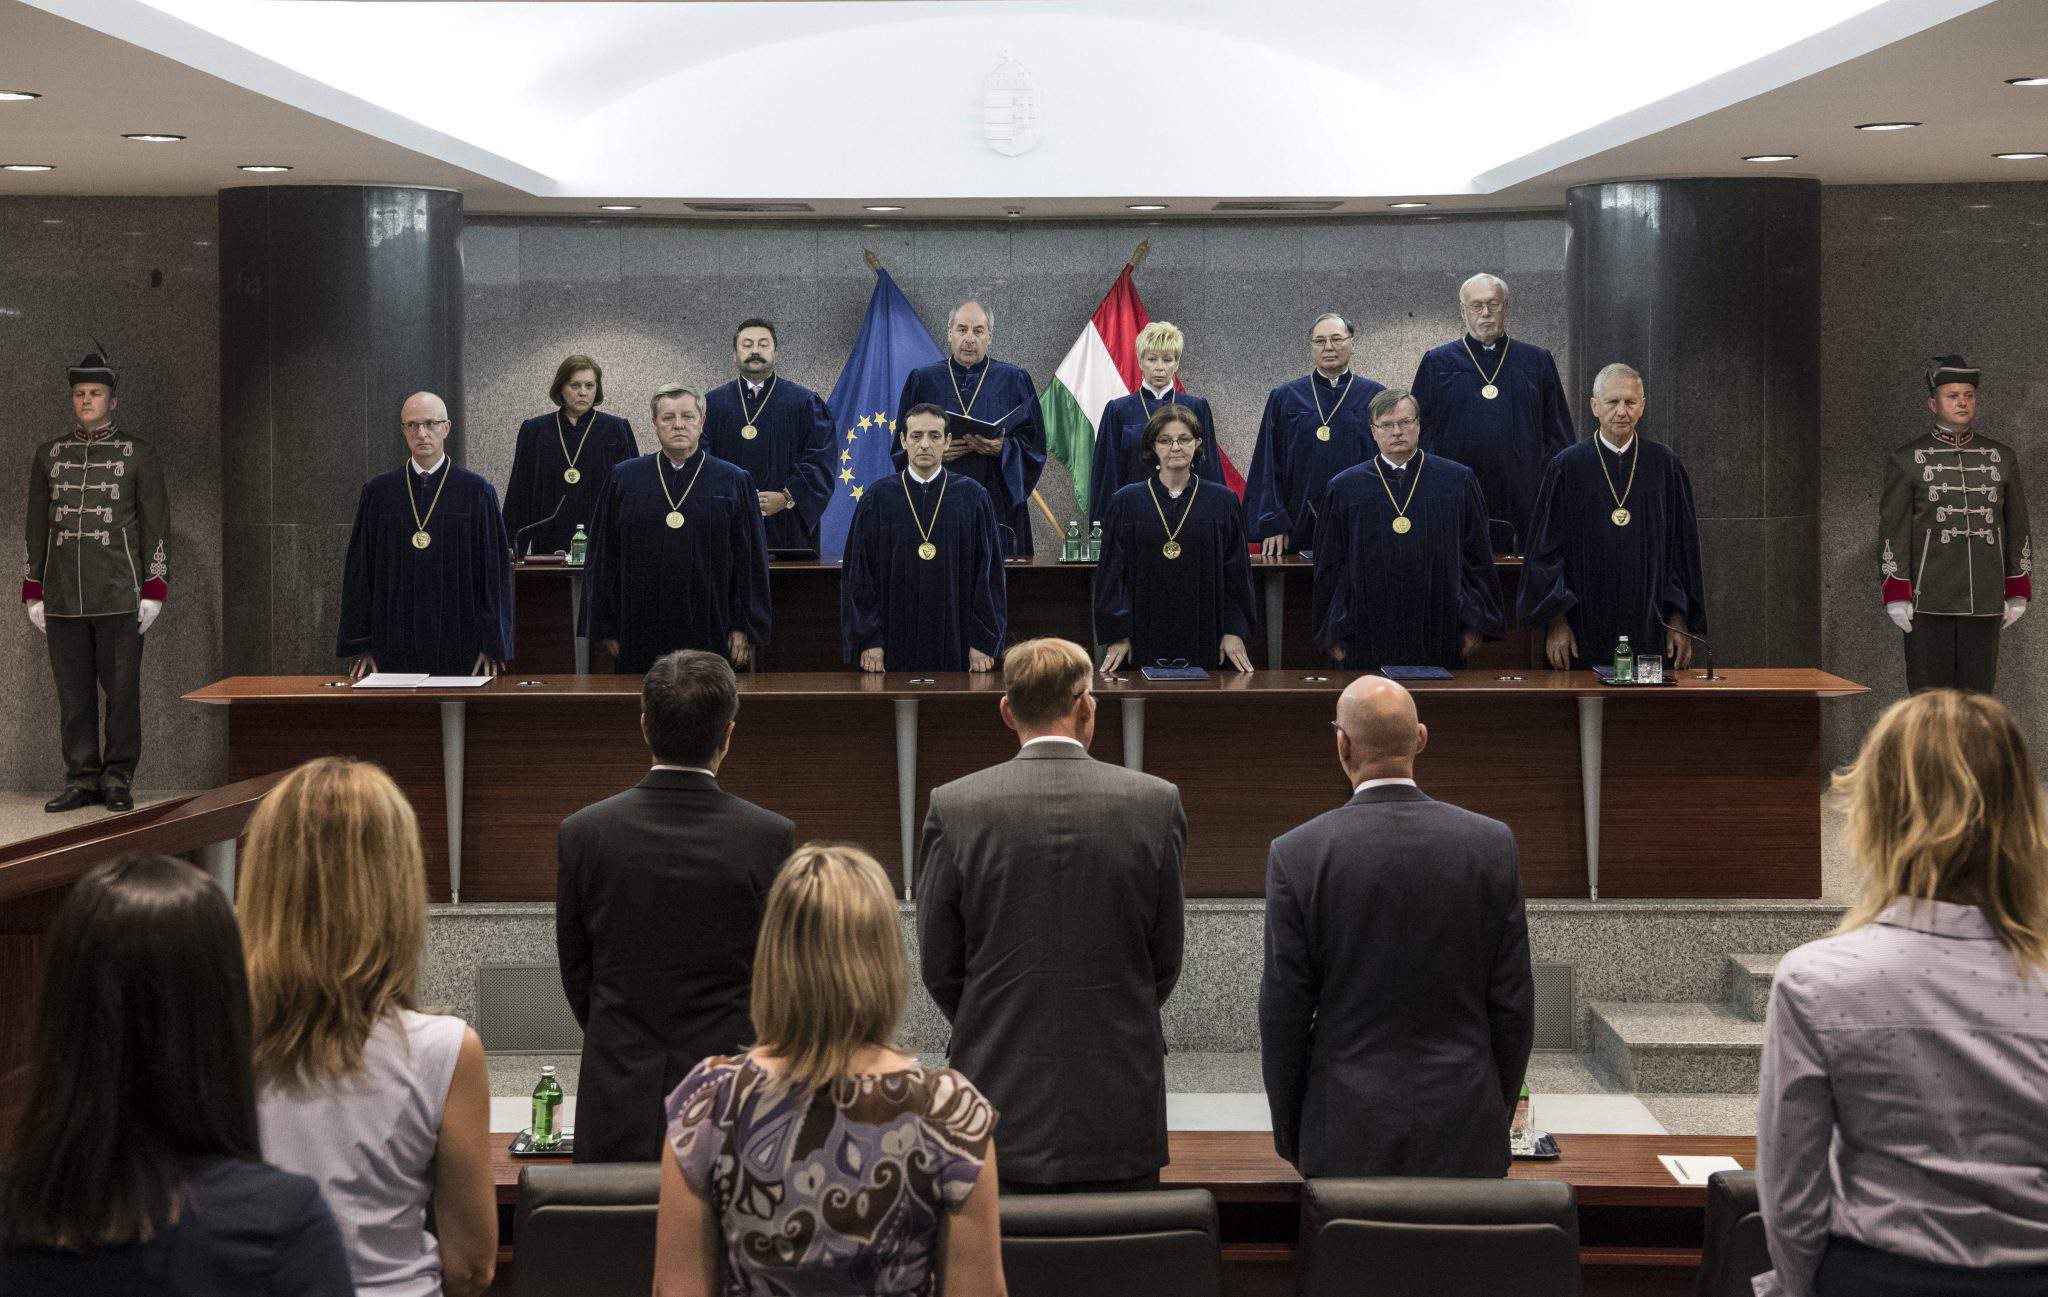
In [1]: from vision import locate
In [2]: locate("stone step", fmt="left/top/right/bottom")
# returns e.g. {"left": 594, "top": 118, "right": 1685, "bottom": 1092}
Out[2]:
{"left": 1588, "top": 1001, "right": 1764, "bottom": 1094}
{"left": 1724, "top": 953, "right": 1782, "bottom": 1021}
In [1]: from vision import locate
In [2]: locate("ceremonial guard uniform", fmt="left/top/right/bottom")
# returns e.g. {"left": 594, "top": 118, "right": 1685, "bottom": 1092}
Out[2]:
{"left": 1880, "top": 357, "right": 2030, "bottom": 693}
{"left": 23, "top": 352, "right": 169, "bottom": 811}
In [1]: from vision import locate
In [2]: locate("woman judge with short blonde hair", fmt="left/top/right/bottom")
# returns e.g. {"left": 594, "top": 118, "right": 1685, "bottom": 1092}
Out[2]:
{"left": 1087, "top": 321, "right": 1227, "bottom": 524}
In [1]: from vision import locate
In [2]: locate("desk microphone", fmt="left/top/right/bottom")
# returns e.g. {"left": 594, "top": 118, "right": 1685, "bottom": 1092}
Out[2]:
{"left": 1660, "top": 619, "right": 1722, "bottom": 681}
{"left": 512, "top": 498, "right": 566, "bottom": 558}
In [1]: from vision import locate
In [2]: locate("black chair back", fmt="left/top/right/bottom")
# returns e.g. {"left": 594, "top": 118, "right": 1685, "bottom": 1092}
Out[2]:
{"left": 999, "top": 1188, "right": 1222, "bottom": 1297}
{"left": 1298, "top": 1177, "right": 1580, "bottom": 1297}
{"left": 1694, "top": 1170, "right": 1770, "bottom": 1297}
{"left": 510, "top": 1163, "right": 661, "bottom": 1297}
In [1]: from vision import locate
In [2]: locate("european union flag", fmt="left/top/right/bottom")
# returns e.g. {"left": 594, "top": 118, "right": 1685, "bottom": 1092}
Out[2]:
{"left": 819, "top": 269, "right": 943, "bottom": 562}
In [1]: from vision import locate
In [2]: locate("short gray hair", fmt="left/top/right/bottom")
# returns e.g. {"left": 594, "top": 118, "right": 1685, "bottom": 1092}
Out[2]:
{"left": 1459, "top": 272, "right": 1509, "bottom": 304}
{"left": 947, "top": 300, "right": 995, "bottom": 333}
{"left": 1310, "top": 311, "right": 1354, "bottom": 339}
{"left": 1591, "top": 363, "right": 1644, "bottom": 399}
{"left": 1368, "top": 387, "right": 1418, "bottom": 425}
{"left": 649, "top": 384, "right": 701, "bottom": 419}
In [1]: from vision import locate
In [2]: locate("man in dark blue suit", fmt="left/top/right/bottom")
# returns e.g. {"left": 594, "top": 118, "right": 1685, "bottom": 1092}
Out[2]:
{"left": 1258, "top": 674, "right": 1534, "bottom": 1177}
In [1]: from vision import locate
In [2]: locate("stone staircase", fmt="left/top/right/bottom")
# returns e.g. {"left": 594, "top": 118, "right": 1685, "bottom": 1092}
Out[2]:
{"left": 1588, "top": 953, "right": 1779, "bottom": 1093}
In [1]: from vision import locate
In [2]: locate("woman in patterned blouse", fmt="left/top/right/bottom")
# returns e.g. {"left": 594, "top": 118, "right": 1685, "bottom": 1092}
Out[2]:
{"left": 654, "top": 843, "right": 1006, "bottom": 1297}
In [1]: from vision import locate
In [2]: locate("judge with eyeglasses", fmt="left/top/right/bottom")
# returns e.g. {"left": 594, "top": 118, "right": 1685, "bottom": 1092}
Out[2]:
{"left": 1095, "top": 406, "right": 1257, "bottom": 674}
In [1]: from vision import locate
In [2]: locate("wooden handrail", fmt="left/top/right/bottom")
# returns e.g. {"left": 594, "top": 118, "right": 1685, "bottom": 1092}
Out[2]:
{"left": 0, "top": 771, "right": 290, "bottom": 905}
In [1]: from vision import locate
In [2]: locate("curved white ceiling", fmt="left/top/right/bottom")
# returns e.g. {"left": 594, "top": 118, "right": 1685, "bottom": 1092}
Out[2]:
{"left": 16, "top": 0, "right": 2001, "bottom": 201}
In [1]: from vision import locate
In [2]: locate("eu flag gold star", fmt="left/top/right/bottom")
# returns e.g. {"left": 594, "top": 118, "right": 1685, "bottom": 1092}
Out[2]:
{"left": 840, "top": 467, "right": 855, "bottom": 483}
{"left": 857, "top": 415, "right": 873, "bottom": 431}
{"left": 852, "top": 484, "right": 864, "bottom": 500}
{"left": 840, "top": 449, "right": 852, "bottom": 464}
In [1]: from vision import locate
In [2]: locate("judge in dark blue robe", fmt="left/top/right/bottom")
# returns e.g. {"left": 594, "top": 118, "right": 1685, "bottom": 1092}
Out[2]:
{"left": 1312, "top": 389, "right": 1504, "bottom": 671}
{"left": 702, "top": 319, "right": 838, "bottom": 553}
{"left": 894, "top": 300, "right": 1046, "bottom": 558}
{"left": 338, "top": 394, "right": 514, "bottom": 676}
{"left": 1245, "top": 314, "right": 1385, "bottom": 555}
{"left": 845, "top": 404, "right": 1006, "bottom": 673}
{"left": 1519, "top": 364, "right": 1707, "bottom": 670}
{"left": 581, "top": 386, "right": 772, "bottom": 674}
{"left": 1096, "top": 406, "right": 1257, "bottom": 673}
{"left": 1411, "top": 275, "right": 1576, "bottom": 554}
{"left": 502, "top": 355, "right": 638, "bottom": 555}
{"left": 1088, "top": 322, "right": 1226, "bottom": 524}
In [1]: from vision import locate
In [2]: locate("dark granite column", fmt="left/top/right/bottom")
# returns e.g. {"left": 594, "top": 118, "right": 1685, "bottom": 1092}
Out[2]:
{"left": 1566, "top": 178, "right": 1821, "bottom": 667}
{"left": 219, "top": 186, "right": 464, "bottom": 673}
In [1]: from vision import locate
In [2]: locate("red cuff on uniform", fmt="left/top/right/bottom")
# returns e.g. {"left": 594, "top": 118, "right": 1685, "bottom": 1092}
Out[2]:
{"left": 21, "top": 580, "right": 41, "bottom": 603}
{"left": 2006, "top": 574, "right": 2032, "bottom": 601}
{"left": 140, "top": 578, "right": 168, "bottom": 602}
{"left": 1881, "top": 578, "right": 1913, "bottom": 604}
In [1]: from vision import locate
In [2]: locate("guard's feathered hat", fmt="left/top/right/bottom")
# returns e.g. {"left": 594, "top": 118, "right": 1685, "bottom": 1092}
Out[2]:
{"left": 1926, "top": 354, "right": 1980, "bottom": 393}
{"left": 67, "top": 340, "right": 117, "bottom": 391}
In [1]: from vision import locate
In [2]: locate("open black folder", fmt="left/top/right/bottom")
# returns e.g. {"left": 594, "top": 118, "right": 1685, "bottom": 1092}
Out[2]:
{"left": 946, "top": 412, "right": 1006, "bottom": 443}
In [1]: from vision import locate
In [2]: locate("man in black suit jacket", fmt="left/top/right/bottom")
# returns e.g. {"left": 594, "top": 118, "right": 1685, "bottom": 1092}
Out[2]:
{"left": 556, "top": 649, "right": 795, "bottom": 1163}
{"left": 1259, "top": 673, "right": 1534, "bottom": 1178}
{"left": 919, "top": 638, "right": 1187, "bottom": 1192}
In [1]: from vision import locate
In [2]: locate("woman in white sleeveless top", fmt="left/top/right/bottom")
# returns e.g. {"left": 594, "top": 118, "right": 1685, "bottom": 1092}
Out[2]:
{"left": 239, "top": 758, "right": 498, "bottom": 1297}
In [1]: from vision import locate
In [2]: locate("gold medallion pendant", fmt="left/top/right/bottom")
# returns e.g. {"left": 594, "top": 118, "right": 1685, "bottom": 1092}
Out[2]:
{"left": 741, "top": 424, "right": 759, "bottom": 441}
{"left": 1162, "top": 540, "right": 1183, "bottom": 560}
{"left": 1315, "top": 425, "right": 1332, "bottom": 442}
{"left": 411, "top": 530, "right": 432, "bottom": 550}
{"left": 1392, "top": 516, "right": 1412, "bottom": 535}
{"left": 1481, "top": 383, "right": 1499, "bottom": 400}
{"left": 917, "top": 541, "right": 937, "bottom": 561}
{"left": 563, "top": 467, "right": 581, "bottom": 485}
{"left": 1611, "top": 507, "right": 1632, "bottom": 527}
{"left": 666, "top": 511, "right": 685, "bottom": 529}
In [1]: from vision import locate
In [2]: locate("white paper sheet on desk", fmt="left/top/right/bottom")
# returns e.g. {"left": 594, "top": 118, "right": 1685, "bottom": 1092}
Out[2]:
{"left": 352, "top": 673, "right": 431, "bottom": 689}
{"left": 420, "top": 676, "right": 494, "bottom": 688}
{"left": 1659, "top": 1154, "right": 1743, "bottom": 1186}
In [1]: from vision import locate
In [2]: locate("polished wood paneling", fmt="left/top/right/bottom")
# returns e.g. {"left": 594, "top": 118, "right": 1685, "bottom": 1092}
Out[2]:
{"left": 1407, "top": 695, "right": 1586, "bottom": 896}
{"left": 754, "top": 566, "right": 843, "bottom": 671}
{"left": 510, "top": 565, "right": 615, "bottom": 674}
{"left": 1600, "top": 697, "right": 1823, "bottom": 897}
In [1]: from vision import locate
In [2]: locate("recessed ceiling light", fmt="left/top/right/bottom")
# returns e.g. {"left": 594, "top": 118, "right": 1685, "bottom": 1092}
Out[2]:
{"left": 1994, "top": 151, "right": 2047, "bottom": 160}
{"left": 0, "top": 91, "right": 40, "bottom": 102}
{"left": 3, "top": 163, "right": 54, "bottom": 172}
{"left": 2004, "top": 76, "right": 2048, "bottom": 87}
{"left": 1126, "top": 203, "right": 1168, "bottom": 211}
{"left": 122, "top": 133, "right": 186, "bottom": 143}
{"left": 864, "top": 204, "right": 904, "bottom": 212}
{"left": 598, "top": 204, "right": 639, "bottom": 211}
{"left": 238, "top": 163, "right": 293, "bottom": 173}
{"left": 1388, "top": 201, "right": 1430, "bottom": 209}
{"left": 1966, "top": 203, "right": 1993, "bottom": 210}
{"left": 1855, "top": 121, "right": 1920, "bottom": 131}
{"left": 1004, "top": 209, "right": 1023, "bottom": 219}
{"left": 1744, "top": 154, "right": 1799, "bottom": 162}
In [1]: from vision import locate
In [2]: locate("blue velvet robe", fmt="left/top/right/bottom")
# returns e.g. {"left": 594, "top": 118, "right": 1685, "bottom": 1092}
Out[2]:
{"left": 580, "top": 450, "right": 772, "bottom": 674}
{"left": 1518, "top": 436, "right": 1708, "bottom": 666}
{"left": 702, "top": 377, "right": 837, "bottom": 553}
{"left": 1244, "top": 371, "right": 1386, "bottom": 552}
{"left": 338, "top": 461, "right": 514, "bottom": 673}
{"left": 1087, "top": 390, "right": 1225, "bottom": 524}
{"left": 841, "top": 470, "right": 1006, "bottom": 672}
{"left": 895, "top": 358, "right": 1046, "bottom": 557}
{"left": 1411, "top": 335, "right": 1575, "bottom": 553}
{"left": 1095, "top": 476, "right": 1256, "bottom": 668}
{"left": 502, "top": 408, "right": 638, "bottom": 555}
{"left": 1311, "top": 454, "right": 1504, "bottom": 670}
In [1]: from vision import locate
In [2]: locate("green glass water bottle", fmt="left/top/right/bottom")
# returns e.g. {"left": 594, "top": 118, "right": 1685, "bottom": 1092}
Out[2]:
{"left": 1063, "top": 520, "right": 1082, "bottom": 562}
{"left": 531, "top": 1065, "right": 564, "bottom": 1151}
{"left": 1612, "top": 635, "right": 1634, "bottom": 683}
{"left": 568, "top": 524, "right": 588, "bottom": 567}
{"left": 1088, "top": 521, "right": 1103, "bottom": 562}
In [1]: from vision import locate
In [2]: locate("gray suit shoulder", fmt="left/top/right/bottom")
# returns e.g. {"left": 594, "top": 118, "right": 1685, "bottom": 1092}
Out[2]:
{"left": 932, "top": 752, "right": 1179, "bottom": 809}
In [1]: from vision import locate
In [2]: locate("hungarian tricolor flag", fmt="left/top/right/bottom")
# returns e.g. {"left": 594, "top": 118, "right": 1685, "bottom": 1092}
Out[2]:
{"left": 1040, "top": 265, "right": 1245, "bottom": 515}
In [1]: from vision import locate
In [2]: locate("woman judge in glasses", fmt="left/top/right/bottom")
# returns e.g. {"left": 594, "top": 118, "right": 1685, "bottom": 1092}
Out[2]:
{"left": 1088, "top": 321, "right": 1226, "bottom": 525}
{"left": 503, "top": 354, "right": 639, "bottom": 556}
{"left": 1096, "top": 407, "right": 1258, "bottom": 674}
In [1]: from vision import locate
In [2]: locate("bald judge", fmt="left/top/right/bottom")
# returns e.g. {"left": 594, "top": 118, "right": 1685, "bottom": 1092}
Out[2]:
{"left": 896, "top": 300, "right": 1047, "bottom": 557}
{"left": 338, "top": 392, "right": 515, "bottom": 678}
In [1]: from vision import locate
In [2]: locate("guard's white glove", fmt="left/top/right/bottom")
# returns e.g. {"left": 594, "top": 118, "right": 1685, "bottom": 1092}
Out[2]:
{"left": 1886, "top": 601, "right": 1913, "bottom": 634}
{"left": 2004, "top": 597, "right": 2027, "bottom": 629}
{"left": 138, "top": 599, "right": 163, "bottom": 634}
{"left": 25, "top": 600, "right": 45, "bottom": 633}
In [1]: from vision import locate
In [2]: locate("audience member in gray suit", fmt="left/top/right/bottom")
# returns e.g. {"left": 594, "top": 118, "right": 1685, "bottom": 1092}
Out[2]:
{"left": 1259, "top": 674, "right": 1534, "bottom": 1178}
{"left": 556, "top": 650, "right": 795, "bottom": 1164}
{"left": 918, "top": 637, "right": 1188, "bottom": 1193}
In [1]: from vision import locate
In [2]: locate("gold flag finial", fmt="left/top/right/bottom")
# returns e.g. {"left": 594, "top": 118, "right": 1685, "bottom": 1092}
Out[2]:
{"left": 863, "top": 248, "right": 883, "bottom": 272}
{"left": 1129, "top": 239, "right": 1152, "bottom": 272}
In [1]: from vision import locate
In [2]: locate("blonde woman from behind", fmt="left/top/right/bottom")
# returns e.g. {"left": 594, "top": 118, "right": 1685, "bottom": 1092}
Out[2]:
{"left": 655, "top": 843, "right": 1006, "bottom": 1297}
{"left": 240, "top": 757, "right": 498, "bottom": 1297}
{"left": 1756, "top": 689, "right": 2048, "bottom": 1297}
